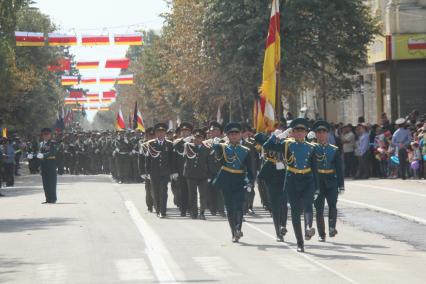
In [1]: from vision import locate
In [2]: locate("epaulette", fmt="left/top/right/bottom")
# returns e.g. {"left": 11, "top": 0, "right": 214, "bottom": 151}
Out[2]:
{"left": 239, "top": 144, "right": 250, "bottom": 152}
{"left": 329, "top": 144, "right": 338, "bottom": 150}
{"left": 305, "top": 141, "right": 316, "bottom": 148}
{"left": 173, "top": 138, "right": 183, "bottom": 146}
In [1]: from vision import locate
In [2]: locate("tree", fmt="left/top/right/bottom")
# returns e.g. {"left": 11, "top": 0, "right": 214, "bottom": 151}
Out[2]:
{"left": 0, "top": 2, "right": 67, "bottom": 134}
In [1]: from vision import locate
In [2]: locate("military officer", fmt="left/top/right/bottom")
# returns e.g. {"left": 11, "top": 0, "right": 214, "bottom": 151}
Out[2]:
{"left": 183, "top": 129, "right": 211, "bottom": 219}
{"left": 241, "top": 124, "right": 258, "bottom": 215}
{"left": 313, "top": 121, "right": 344, "bottom": 242}
{"left": 263, "top": 118, "right": 318, "bottom": 252}
{"left": 205, "top": 121, "right": 226, "bottom": 217}
{"left": 212, "top": 122, "right": 254, "bottom": 242}
{"left": 145, "top": 123, "right": 176, "bottom": 218}
{"left": 173, "top": 122, "right": 194, "bottom": 216}
{"left": 254, "top": 129, "right": 290, "bottom": 242}
{"left": 139, "top": 127, "right": 155, "bottom": 212}
{"left": 37, "top": 128, "right": 58, "bottom": 204}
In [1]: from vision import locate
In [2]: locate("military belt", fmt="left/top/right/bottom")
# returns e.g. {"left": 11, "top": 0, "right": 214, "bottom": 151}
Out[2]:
{"left": 221, "top": 166, "right": 244, "bottom": 174}
{"left": 287, "top": 166, "right": 311, "bottom": 174}
{"left": 46, "top": 156, "right": 56, "bottom": 160}
{"left": 318, "top": 169, "right": 335, "bottom": 174}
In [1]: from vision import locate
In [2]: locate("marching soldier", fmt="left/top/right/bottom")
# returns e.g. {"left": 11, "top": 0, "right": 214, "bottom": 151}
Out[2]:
{"left": 212, "top": 122, "right": 254, "bottom": 242}
{"left": 205, "top": 122, "right": 226, "bottom": 217}
{"left": 263, "top": 118, "right": 318, "bottom": 252}
{"left": 146, "top": 123, "right": 176, "bottom": 218}
{"left": 183, "top": 129, "right": 211, "bottom": 219}
{"left": 173, "top": 122, "right": 194, "bottom": 216}
{"left": 139, "top": 127, "right": 155, "bottom": 212}
{"left": 313, "top": 121, "right": 345, "bottom": 242}
{"left": 254, "top": 129, "right": 290, "bottom": 242}
{"left": 241, "top": 124, "right": 258, "bottom": 215}
{"left": 37, "top": 128, "right": 58, "bottom": 204}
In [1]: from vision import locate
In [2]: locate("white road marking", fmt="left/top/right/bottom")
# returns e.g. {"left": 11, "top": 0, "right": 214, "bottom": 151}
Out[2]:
{"left": 193, "top": 256, "right": 241, "bottom": 278}
{"left": 347, "top": 182, "right": 426, "bottom": 198}
{"left": 340, "top": 198, "right": 426, "bottom": 225}
{"left": 125, "top": 200, "right": 180, "bottom": 283}
{"left": 115, "top": 258, "right": 154, "bottom": 281}
{"left": 37, "top": 263, "right": 67, "bottom": 283}
{"left": 245, "top": 222, "right": 360, "bottom": 284}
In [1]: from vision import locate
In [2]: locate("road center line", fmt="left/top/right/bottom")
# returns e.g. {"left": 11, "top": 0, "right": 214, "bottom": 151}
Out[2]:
{"left": 125, "top": 200, "right": 178, "bottom": 283}
{"left": 347, "top": 183, "right": 426, "bottom": 198}
{"left": 245, "top": 221, "right": 360, "bottom": 284}
{"left": 340, "top": 198, "right": 426, "bottom": 225}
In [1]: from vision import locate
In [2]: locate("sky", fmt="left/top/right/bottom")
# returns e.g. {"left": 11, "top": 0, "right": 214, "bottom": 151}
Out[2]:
{"left": 33, "top": 0, "right": 169, "bottom": 120}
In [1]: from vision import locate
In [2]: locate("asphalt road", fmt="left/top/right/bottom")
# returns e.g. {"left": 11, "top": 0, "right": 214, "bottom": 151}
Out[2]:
{"left": 0, "top": 174, "right": 425, "bottom": 284}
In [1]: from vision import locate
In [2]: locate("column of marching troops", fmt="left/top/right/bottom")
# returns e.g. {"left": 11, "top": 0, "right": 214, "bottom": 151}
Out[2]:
{"left": 27, "top": 117, "right": 344, "bottom": 253}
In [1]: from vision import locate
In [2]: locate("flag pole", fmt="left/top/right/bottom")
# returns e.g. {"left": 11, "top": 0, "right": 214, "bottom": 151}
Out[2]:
{"left": 275, "top": 0, "right": 282, "bottom": 123}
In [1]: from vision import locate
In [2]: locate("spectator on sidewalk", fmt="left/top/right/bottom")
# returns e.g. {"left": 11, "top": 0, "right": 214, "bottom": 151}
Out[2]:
{"left": 3, "top": 138, "right": 15, "bottom": 187}
{"left": 341, "top": 124, "right": 356, "bottom": 177}
{"left": 392, "top": 118, "right": 412, "bottom": 180}
{"left": 354, "top": 124, "right": 370, "bottom": 179}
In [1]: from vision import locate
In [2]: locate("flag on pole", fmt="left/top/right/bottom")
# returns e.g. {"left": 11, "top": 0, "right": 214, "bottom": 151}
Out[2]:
{"left": 115, "top": 108, "right": 126, "bottom": 130}
{"left": 257, "top": 0, "right": 280, "bottom": 132}
{"left": 133, "top": 102, "right": 145, "bottom": 131}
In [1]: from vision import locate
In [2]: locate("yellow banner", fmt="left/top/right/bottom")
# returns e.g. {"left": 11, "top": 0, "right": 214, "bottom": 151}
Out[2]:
{"left": 393, "top": 34, "right": 426, "bottom": 60}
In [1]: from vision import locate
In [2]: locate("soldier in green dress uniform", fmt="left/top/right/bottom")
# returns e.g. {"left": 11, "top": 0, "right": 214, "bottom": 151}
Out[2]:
{"left": 313, "top": 120, "right": 345, "bottom": 242}
{"left": 38, "top": 128, "right": 58, "bottom": 204}
{"left": 263, "top": 118, "right": 318, "bottom": 252}
{"left": 212, "top": 122, "right": 254, "bottom": 242}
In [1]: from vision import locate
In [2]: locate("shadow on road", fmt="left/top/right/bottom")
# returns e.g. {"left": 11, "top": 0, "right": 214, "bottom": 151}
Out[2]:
{"left": 0, "top": 256, "right": 35, "bottom": 283}
{"left": 0, "top": 218, "right": 77, "bottom": 233}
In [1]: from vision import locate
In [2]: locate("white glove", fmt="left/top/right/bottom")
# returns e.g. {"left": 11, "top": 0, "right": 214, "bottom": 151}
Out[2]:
{"left": 338, "top": 187, "right": 345, "bottom": 195}
{"left": 277, "top": 128, "right": 292, "bottom": 140}
{"left": 37, "top": 153, "right": 44, "bottom": 159}
{"left": 183, "top": 136, "right": 192, "bottom": 143}
{"left": 27, "top": 154, "right": 33, "bottom": 159}
{"left": 307, "top": 131, "right": 316, "bottom": 140}
{"left": 132, "top": 150, "right": 137, "bottom": 154}
{"left": 170, "top": 173, "right": 179, "bottom": 181}
{"left": 314, "top": 190, "right": 320, "bottom": 201}
{"left": 273, "top": 129, "right": 283, "bottom": 136}
{"left": 145, "top": 174, "right": 151, "bottom": 180}
{"left": 245, "top": 184, "right": 253, "bottom": 193}
{"left": 212, "top": 137, "right": 221, "bottom": 145}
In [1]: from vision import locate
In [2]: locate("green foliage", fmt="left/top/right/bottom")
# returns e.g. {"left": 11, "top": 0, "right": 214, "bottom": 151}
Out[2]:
{"left": 0, "top": 2, "right": 67, "bottom": 134}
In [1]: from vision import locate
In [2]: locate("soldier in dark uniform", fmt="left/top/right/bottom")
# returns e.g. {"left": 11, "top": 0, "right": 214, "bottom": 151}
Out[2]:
{"left": 212, "top": 122, "right": 254, "bottom": 242}
{"left": 115, "top": 132, "right": 132, "bottom": 183}
{"left": 56, "top": 134, "right": 65, "bottom": 175}
{"left": 139, "top": 127, "right": 155, "bottom": 212}
{"left": 183, "top": 129, "right": 211, "bottom": 219}
{"left": 27, "top": 139, "right": 40, "bottom": 174}
{"left": 254, "top": 129, "right": 290, "bottom": 242}
{"left": 37, "top": 128, "right": 58, "bottom": 204}
{"left": 241, "top": 124, "right": 258, "bottom": 215}
{"left": 146, "top": 123, "right": 176, "bottom": 218}
{"left": 313, "top": 121, "right": 345, "bottom": 242}
{"left": 173, "top": 122, "right": 193, "bottom": 216}
{"left": 263, "top": 118, "right": 318, "bottom": 252}
{"left": 205, "top": 122, "right": 226, "bottom": 217}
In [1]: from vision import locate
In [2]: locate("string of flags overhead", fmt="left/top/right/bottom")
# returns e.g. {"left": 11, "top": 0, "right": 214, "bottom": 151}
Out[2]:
{"left": 15, "top": 32, "right": 143, "bottom": 46}
{"left": 48, "top": 58, "right": 130, "bottom": 71}
{"left": 61, "top": 74, "right": 134, "bottom": 85}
